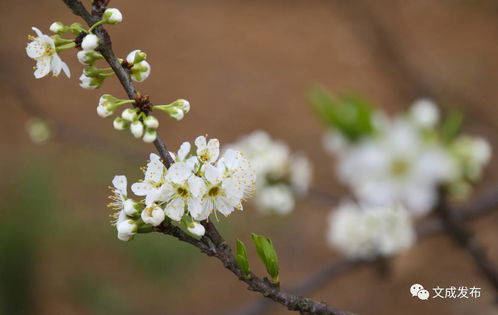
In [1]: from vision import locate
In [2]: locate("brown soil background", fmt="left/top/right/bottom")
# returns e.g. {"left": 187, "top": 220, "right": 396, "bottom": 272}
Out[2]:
{"left": 0, "top": 0, "right": 497, "bottom": 314}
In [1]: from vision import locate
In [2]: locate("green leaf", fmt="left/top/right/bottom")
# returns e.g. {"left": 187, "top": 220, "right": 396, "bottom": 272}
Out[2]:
{"left": 235, "top": 239, "right": 251, "bottom": 278}
{"left": 309, "top": 86, "right": 375, "bottom": 141}
{"left": 441, "top": 109, "right": 463, "bottom": 143}
{"left": 251, "top": 234, "right": 279, "bottom": 283}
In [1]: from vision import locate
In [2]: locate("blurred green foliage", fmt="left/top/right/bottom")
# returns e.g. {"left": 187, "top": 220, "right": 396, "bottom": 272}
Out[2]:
{"left": 0, "top": 164, "right": 54, "bottom": 315}
{"left": 310, "top": 86, "right": 375, "bottom": 141}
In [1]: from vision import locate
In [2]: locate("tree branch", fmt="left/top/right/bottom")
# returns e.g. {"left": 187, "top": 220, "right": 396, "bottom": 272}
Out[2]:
{"left": 225, "top": 187, "right": 498, "bottom": 315}
{"left": 435, "top": 189, "right": 498, "bottom": 291}
{"left": 61, "top": 1, "right": 352, "bottom": 313}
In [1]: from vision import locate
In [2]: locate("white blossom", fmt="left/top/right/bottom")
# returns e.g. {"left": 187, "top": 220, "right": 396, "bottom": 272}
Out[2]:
{"left": 195, "top": 135, "right": 220, "bottom": 163}
{"left": 336, "top": 121, "right": 457, "bottom": 216}
{"left": 81, "top": 34, "right": 99, "bottom": 51}
{"left": 326, "top": 201, "right": 415, "bottom": 259}
{"left": 26, "top": 27, "right": 70, "bottom": 78}
{"left": 131, "top": 153, "right": 166, "bottom": 205}
{"left": 156, "top": 162, "right": 206, "bottom": 221}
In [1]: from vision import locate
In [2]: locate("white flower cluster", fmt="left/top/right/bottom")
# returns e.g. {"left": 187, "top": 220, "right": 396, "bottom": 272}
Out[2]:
{"left": 229, "top": 131, "right": 312, "bottom": 215}
{"left": 110, "top": 136, "right": 256, "bottom": 241}
{"left": 26, "top": 8, "right": 123, "bottom": 80}
{"left": 326, "top": 201, "right": 415, "bottom": 260}
{"left": 97, "top": 95, "right": 190, "bottom": 143}
{"left": 325, "top": 99, "right": 491, "bottom": 216}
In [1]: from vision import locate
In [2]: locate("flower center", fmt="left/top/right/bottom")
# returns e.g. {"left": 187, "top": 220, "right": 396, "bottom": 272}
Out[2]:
{"left": 176, "top": 186, "right": 189, "bottom": 197}
{"left": 43, "top": 43, "right": 55, "bottom": 57}
{"left": 390, "top": 158, "right": 409, "bottom": 177}
{"left": 208, "top": 186, "right": 221, "bottom": 197}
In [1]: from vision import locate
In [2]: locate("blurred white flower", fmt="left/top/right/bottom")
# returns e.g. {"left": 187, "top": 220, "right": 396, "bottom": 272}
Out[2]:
{"left": 25, "top": 118, "right": 51, "bottom": 144}
{"left": 230, "top": 131, "right": 311, "bottom": 215}
{"left": 255, "top": 184, "right": 294, "bottom": 215}
{"left": 336, "top": 121, "right": 457, "bottom": 216}
{"left": 451, "top": 136, "right": 492, "bottom": 181}
{"left": 326, "top": 201, "right": 415, "bottom": 259}
{"left": 410, "top": 98, "right": 439, "bottom": 128}
{"left": 26, "top": 27, "right": 70, "bottom": 78}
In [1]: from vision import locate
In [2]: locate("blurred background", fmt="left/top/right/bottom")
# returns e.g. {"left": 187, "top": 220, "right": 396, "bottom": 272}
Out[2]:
{"left": 1, "top": 0, "right": 498, "bottom": 314}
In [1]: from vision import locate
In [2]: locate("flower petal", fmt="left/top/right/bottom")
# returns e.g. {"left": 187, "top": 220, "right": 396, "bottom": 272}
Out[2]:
{"left": 34, "top": 57, "right": 51, "bottom": 78}
{"left": 167, "top": 162, "right": 191, "bottom": 184}
{"left": 112, "top": 175, "right": 127, "bottom": 196}
{"left": 131, "top": 182, "right": 152, "bottom": 196}
{"left": 164, "top": 198, "right": 185, "bottom": 221}
{"left": 188, "top": 175, "right": 206, "bottom": 197}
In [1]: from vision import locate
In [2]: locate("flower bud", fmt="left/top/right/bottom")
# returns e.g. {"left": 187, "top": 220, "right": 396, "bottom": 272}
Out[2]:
{"left": 130, "top": 61, "right": 151, "bottom": 82}
{"left": 143, "top": 115, "right": 159, "bottom": 129}
{"left": 122, "top": 108, "right": 138, "bottom": 121}
{"left": 187, "top": 221, "right": 205, "bottom": 237}
{"left": 103, "top": 8, "right": 123, "bottom": 24}
{"left": 97, "top": 105, "right": 112, "bottom": 118}
{"left": 130, "top": 121, "right": 144, "bottom": 138}
{"left": 123, "top": 199, "right": 138, "bottom": 216}
{"left": 169, "top": 107, "right": 184, "bottom": 121}
{"left": 79, "top": 73, "right": 102, "bottom": 89}
{"left": 81, "top": 34, "right": 99, "bottom": 51}
{"left": 49, "top": 22, "right": 65, "bottom": 33}
{"left": 77, "top": 50, "right": 103, "bottom": 66}
{"left": 142, "top": 129, "right": 157, "bottom": 143}
{"left": 126, "top": 49, "right": 147, "bottom": 64}
{"left": 113, "top": 117, "right": 127, "bottom": 130}
{"left": 117, "top": 219, "right": 137, "bottom": 240}
{"left": 177, "top": 99, "right": 190, "bottom": 113}
{"left": 141, "top": 205, "right": 165, "bottom": 226}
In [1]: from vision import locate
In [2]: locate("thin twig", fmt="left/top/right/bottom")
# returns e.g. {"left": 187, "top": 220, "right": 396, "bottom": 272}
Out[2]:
{"left": 61, "top": 1, "right": 352, "bottom": 313}
{"left": 435, "top": 189, "right": 498, "bottom": 291}
{"left": 225, "top": 186, "right": 498, "bottom": 315}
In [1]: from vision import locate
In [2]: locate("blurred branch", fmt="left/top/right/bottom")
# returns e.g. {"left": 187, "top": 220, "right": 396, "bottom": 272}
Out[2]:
{"left": 435, "top": 189, "right": 498, "bottom": 291}
{"left": 333, "top": 0, "right": 498, "bottom": 132}
{"left": 225, "top": 186, "right": 498, "bottom": 315}
{"left": 61, "top": 1, "right": 352, "bottom": 314}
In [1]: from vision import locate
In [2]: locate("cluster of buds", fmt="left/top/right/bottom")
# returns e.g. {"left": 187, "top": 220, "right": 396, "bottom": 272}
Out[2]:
{"left": 97, "top": 94, "right": 190, "bottom": 143}
{"left": 124, "top": 50, "right": 151, "bottom": 83}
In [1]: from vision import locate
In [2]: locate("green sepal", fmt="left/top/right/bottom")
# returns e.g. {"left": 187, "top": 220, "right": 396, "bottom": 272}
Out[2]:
{"left": 251, "top": 233, "right": 279, "bottom": 283}
{"left": 235, "top": 239, "right": 251, "bottom": 278}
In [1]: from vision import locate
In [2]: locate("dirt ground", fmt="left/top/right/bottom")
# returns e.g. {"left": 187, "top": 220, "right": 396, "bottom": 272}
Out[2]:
{"left": 0, "top": 0, "right": 497, "bottom": 314}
